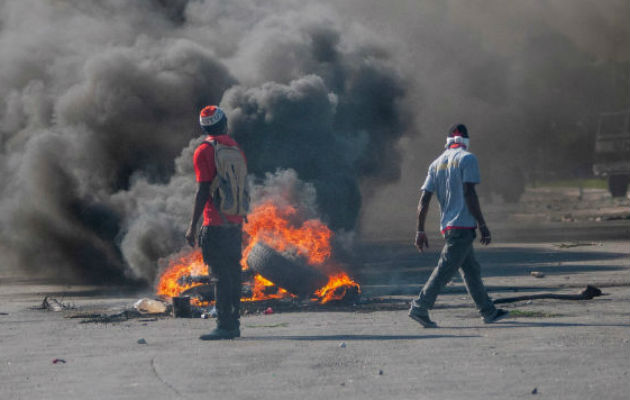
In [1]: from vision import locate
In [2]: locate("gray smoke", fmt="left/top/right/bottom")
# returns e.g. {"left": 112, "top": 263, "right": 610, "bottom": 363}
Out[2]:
{"left": 349, "top": 0, "right": 629, "bottom": 237}
{"left": 0, "top": 0, "right": 408, "bottom": 284}
{"left": 0, "top": 0, "right": 627, "bottom": 283}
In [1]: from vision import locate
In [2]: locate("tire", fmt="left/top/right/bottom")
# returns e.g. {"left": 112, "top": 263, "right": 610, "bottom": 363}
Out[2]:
{"left": 608, "top": 175, "right": 629, "bottom": 197}
{"left": 246, "top": 242, "right": 329, "bottom": 297}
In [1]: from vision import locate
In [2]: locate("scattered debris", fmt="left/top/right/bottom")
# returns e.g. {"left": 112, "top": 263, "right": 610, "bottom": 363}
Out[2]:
{"left": 603, "top": 215, "right": 630, "bottom": 221}
{"left": 263, "top": 307, "right": 274, "bottom": 315}
{"left": 530, "top": 271, "right": 545, "bottom": 278}
{"left": 133, "top": 298, "right": 168, "bottom": 314}
{"left": 339, "top": 342, "right": 347, "bottom": 348}
{"left": 553, "top": 242, "right": 599, "bottom": 249}
{"left": 531, "top": 387, "right": 538, "bottom": 395}
{"left": 41, "top": 297, "right": 72, "bottom": 312}
{"left": 52, "top": 359, "right": 66, "bottom": 364}
{"left": 180, "top": 284, "right": 215, "bottom": 303}
{"left": 65, "top": 297, "right": 419, "bottom": 324}
{"left": 494, "top": 285, "right": 602, "bottom": 304}
{"left": 0, "top": 312, "right": 8, "bottom": 315}
{"left": 172, "top": 296, "right": 192, "bottom": 318}
{"left": 137, "top": 338, "right": 147, "bottom": 344}
{"left": 378, "top": 369, "right": 384, "bottom": 375}
{"left": 76, "top": 309, "right": 143, "bottom": 324}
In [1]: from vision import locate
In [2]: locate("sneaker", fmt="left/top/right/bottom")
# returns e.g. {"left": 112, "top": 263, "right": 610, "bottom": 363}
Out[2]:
{"left": 408, "top": 307, "right": 438, "bottom": 328}
{"left": 199, "top": 327, "right": 238, "bottom": 340}
{"left": 483, "top": 308, "right": 510, "bottom": 324}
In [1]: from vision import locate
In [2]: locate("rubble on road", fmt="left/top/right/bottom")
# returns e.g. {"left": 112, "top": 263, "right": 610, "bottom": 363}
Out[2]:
{"left": 133, "top": 298, "right": 169, "bottom": 314}
{"left": 39, "top": 297, "right": 73, "bottom": 312}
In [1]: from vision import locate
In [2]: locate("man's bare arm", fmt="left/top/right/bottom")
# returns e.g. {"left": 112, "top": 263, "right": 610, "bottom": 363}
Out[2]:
{"left": 185, "top": 182, "right": 211, "bottom": 246}
{"left": 463, "top": 183, "right": 491, "bottom": 245}
{"left": 415, "top": 190, "right": 432, "bottom": 252}
{"left": 416, "top": 190, "right": 432, "bottom": 232}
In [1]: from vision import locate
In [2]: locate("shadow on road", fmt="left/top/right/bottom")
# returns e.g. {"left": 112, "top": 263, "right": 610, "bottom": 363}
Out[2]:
{"left": 444, "top": 321, "right": 630, "bottom": 329}
{"left": 240, "top": 334, "right": 480, "bottom": 341}
{"left": 354, "top": 245, "right": 628, "bottom": 296}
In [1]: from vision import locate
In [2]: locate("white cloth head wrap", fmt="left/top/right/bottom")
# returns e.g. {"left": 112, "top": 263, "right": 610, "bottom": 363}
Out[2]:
{"left": 445, "top": 136, "right": 470, "bottom": 150}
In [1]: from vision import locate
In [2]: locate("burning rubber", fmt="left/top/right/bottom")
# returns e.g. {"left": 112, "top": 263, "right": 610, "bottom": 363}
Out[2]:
{"left": 246, "top": 242, "right": 329, "bottom": 298}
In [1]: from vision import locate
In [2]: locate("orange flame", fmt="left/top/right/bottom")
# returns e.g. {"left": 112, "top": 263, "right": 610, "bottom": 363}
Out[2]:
{"left": 314, "top": 273, "right": 361, "bottom": 304}
{"left": 156, "top": 250, "right": 208, "bottom": 306}
{"left": 155, "top": 201, "right": 359, "bottom": 304}
{"left": 242, "top": 274, "right": 293, "bottom": 302}
{"left": 241, "top": 201, "right": 332, "bottom": 270}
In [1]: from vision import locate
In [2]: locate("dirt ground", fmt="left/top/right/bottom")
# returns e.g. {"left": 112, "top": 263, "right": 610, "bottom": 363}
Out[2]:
{"left": 1, "top": 187, "right": 629, "bottom": 400}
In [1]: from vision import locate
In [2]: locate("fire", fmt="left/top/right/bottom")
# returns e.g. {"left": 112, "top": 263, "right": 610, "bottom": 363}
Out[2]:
{"left": 242, "top": 275, "right": 292, "bottom": 302}
{"left": 156, "top": 250, "right": 207, "bottom": 304}
{"left": 155, "top": 201, "right": 360, "bottom": 305}
{"left": 241, "top": 201, "right": 332, "bottom": 269}
{"left": 314, "top": 273, "right": 361, "bottom": 304}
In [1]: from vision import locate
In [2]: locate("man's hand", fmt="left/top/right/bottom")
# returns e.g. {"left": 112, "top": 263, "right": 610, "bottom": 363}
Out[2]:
{"left": 479, "top": 224, "right": 491, "bottom": 245}
{"left": 185, "top": 225, "right": 196, "bottom": 247}
{"left": 415, "top": 231, "right": 429, "bottom": 252}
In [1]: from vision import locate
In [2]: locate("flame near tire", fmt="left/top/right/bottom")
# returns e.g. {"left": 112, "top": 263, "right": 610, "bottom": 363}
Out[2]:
{"left": 156, "top": 201, "right": 359, "bottom": 304}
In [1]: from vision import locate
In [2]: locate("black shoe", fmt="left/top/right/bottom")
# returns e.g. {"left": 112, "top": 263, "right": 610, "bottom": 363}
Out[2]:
{"left": 199, "top": 327, "right": 237, "bottom": 340}
{"left": 483, "top": 308, "right": 510, "bottom": 324}
{"left": 408, "top": 307, "right": 438, "bottom": 328}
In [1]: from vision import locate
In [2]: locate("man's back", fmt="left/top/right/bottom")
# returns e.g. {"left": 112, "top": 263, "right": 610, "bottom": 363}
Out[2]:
{"left": 422, "top": 148, "right": 480, "bottom": 232}
{"left": 410, "top": 123, "right": 507, "bottom": 327}
{"left": 193, "top": 134, "right": 246, "bottom": 226}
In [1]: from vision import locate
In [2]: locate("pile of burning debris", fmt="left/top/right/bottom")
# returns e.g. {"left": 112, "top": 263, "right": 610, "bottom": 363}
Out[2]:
{"left": 37, "top": 202, "right": 362, "bottom": 323}
{"left": 155, "top": 201, "right": 361, "bottom": 315}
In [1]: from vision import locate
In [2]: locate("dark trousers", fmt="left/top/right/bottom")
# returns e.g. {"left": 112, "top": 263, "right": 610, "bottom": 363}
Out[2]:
{"left": 412, "top": 229, "right": 496, "bottom": 318}
{"left": 199, "top": 225, "right": 242, "bottom": 330}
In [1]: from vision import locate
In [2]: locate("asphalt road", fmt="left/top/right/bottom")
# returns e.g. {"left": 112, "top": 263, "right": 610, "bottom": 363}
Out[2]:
{"left": 1, "top": 235, "right": 629, "bottom": 400}
{"left": 1, "top": 187, "right": 629, "bottom": 399}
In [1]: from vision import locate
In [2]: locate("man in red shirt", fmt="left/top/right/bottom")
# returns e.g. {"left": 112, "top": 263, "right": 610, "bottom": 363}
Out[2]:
{"left": 185, "top": 105, "right": 246, "bottom": 340}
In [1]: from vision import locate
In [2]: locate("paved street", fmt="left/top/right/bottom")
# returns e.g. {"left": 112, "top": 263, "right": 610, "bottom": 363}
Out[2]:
{"left": 2, "top": 232, "right": 628, "bottom": 399}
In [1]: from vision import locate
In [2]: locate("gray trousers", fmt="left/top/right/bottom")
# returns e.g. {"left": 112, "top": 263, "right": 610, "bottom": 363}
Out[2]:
{"left": 412, "top": 229, "right": 496, "bottom": 318}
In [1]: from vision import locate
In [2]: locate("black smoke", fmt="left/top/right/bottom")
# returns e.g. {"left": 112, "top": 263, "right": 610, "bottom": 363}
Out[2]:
{"left": 0, "top": 0, "right": 408, "bottom": 284}
{"left": 1, "top": 0, "right": 627, "bottom": 283}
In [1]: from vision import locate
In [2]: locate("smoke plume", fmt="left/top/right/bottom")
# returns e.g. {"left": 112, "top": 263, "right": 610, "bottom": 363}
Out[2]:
{"left": 0, "top": 0, "right": 408, "bottom": 284}
{"left": 0, "top": 0, "right": 627, "bottom": 282}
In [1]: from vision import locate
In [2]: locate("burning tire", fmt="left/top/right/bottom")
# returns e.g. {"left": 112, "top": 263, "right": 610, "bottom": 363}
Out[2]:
{"left": 246, "top": 242, "right": 329, "bottom": 298}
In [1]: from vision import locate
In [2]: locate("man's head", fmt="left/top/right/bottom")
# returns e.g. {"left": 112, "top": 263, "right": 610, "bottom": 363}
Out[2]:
{"left": 445, "top": 123, "right": 470, "bottom": 149}
{"left": 199, "top": 105, "right": 228, "bottom": 135}
{"left": 447, "top": 123, "right": 468, "bottom": 138}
